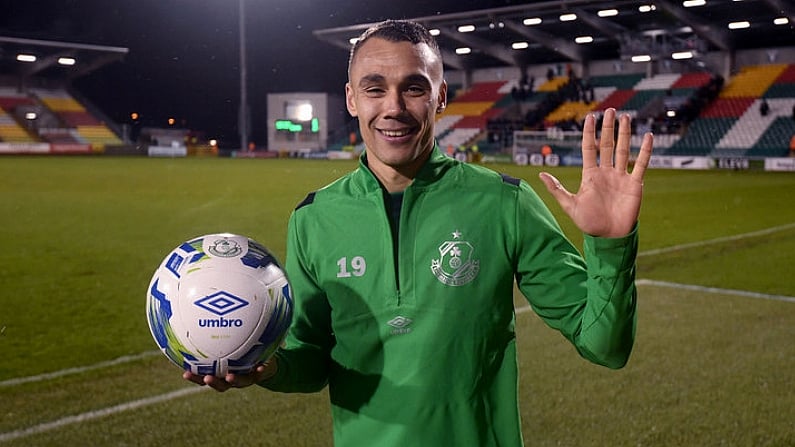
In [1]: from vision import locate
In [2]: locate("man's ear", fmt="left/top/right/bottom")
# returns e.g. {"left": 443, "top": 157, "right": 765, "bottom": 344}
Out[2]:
{"left": 345, "top": 83, "right": 358, "bottom": 117}
{"left": 436, "top": 80, "right": 448, "bottom": 114}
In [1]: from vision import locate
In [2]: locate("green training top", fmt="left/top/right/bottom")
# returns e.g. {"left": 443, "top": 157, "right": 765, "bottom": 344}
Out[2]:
{"left": 262, "top": 147, "right": 638, "bottom": 447}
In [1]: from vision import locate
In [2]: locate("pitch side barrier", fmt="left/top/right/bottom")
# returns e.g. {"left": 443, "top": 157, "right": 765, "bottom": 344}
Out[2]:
{"left": 0, "top": 142, "right": 92, "bottom": 154}
{"left": 511, "top": 130, "right": 795, "bottom": 171}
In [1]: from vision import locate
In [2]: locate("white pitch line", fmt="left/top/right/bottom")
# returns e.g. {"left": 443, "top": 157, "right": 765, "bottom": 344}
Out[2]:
{"left": 636, "top": 279, "right": 795, "bottom": 303}
{"left": 0, "top": 351, "right": 160, "bottom": 388}
{"left": 0, "top": 386, "right": 206, "bottom": 443}
{"left": 3, "top": 223, "right": 793, "bottom": 391}
{"left": 638, "top": 222, "right": 795, "bottom": 257}
{"left": 1, "top": 280, "right": 790, "bottom": 443}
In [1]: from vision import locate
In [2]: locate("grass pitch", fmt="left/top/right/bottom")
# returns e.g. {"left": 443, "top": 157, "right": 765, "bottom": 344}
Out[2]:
{"left": 1, "top": 156, "right": 794, "bottom": 446}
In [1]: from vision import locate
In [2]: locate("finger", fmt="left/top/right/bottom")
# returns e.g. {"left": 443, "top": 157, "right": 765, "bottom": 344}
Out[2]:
{"left": 223, "top": 372, "right": 254, "bottom": 388}
{"left": 631, "top": 132, "right": 654, "bottom": 182}
{"left": 581, "top": 113, "right": 597, "bottom": 169}
{"left": 183, "top": 371, "right": 206, "bottom": 386}
{"left": 203, "top": 374, "right": 232, "bottom": 392}
{"left": 539, "top": 172, "right": 574, "bottom": 212}
{"left": 599, "top": 108, "right": 616, "bottom": 168}
{"left": 614, "top": 113, "right": 632, "bottom": 170}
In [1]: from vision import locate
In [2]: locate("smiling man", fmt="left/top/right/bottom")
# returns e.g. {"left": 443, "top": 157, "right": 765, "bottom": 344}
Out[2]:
{"left": 344, "top": 22, "right": 447, "bottom": 193}
{"left": 186, "top": 19, "right": 654, "bottom": 447}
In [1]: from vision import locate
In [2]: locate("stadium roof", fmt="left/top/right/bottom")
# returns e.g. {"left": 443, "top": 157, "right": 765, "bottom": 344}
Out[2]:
{"left": 313, "top": 0, "right": 795, "bottom": 72}
{"left": 0, "top": 36, "right": 128, "bottom": 82}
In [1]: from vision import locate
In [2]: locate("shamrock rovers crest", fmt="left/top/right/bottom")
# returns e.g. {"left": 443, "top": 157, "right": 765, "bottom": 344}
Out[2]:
{"left": 431, "top": 230, "right": 479, "bottom": 286}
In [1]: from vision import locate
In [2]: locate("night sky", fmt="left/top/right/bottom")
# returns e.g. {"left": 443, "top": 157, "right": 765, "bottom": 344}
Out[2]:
{"left": 3, "top": 0, "right": 521, "bottom": 145}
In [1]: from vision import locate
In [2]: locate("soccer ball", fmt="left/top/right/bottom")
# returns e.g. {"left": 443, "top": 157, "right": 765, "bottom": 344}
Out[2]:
{"left": 146, "top": 233, "right": 292, "bottom": 377}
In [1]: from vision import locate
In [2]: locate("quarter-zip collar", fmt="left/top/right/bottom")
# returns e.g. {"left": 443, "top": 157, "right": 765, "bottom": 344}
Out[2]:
{"left": 353, "top": 145, "right": 455, "bottom": 195}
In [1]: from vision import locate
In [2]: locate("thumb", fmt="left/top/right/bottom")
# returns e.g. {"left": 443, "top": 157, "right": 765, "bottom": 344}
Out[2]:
{"left": 539, "top": 172, "right": 574, "bottom": 208}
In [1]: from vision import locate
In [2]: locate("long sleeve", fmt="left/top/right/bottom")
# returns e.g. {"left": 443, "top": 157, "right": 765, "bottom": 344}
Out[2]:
{"left": 260, "top": 208, "right": 334, "bottom": 393}
{"left": 514, "top": 181, "right": 637, "bottom": 369}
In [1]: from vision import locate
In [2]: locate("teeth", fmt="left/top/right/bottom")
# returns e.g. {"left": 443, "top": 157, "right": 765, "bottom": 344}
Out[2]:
{"left": 381, "top": 129, "right": 410, "bottom": 137}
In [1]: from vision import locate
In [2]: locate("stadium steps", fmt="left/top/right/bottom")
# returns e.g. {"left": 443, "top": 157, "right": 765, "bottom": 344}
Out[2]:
{"left": 452, "top": 109, "right": 502, "bottom": 130}
{"left": 59, "top": 110, "right": 102, "bottom": 127}
{"left": 622, "top": 89, "right": 665, "bottom": 113}
{"left": 773, "top": 64, "right": 795, "bottom": 83}
{"left": 0, "top": 108, "right": 37, "bottom": 142}
{"left": 596, "top": 89, "right": 635, "bottom": 111}
{"left": 441, "top": 101, "right": 495, "bottom": 117}
{"left": 33, "top": 88, "right": 122, "bottom": 151}
{"left": 701, "top": 97, "right": 755, "bottom": 118}
{"left": 544, "top": 100, "right": 597, "bottom": 123}
{"left": 633, "top": 73, "right": 682, "bottom": 91}
{"left": 75, "top": 125, "right": 123, "bottom": 150}
{"left": 666, "top": 117, "right": 736, "bottom": 156}
{"left": 592, "top": 86, "right": 617, "bottom": 103}
{"left": 452, "top": 81, "right": 508, "bottom": 102}
{"left": 434, "top": 81, "right": 512, "bottom": 149}
{"left": 535, "top": 76, "right": 570, "bottom": 92}
{"left": 671, "top": 72, "right": 713, "bottom": 89}
{"left": 748, "top": 111, "right": 795, "bottom": 155}
{"left": 716, "top": 98, "right": 795, "bottom": 149}
{"left": 719, "top": 64, "right": 789, "bottom": 98}
{"left": 434, "top": 114, "right": 463, "bottom": 137}
{"left": 437, "top": 128, "right": 482, "bottom": 150}
{"left": 590, "top": 73, "right": 645, "bottom": 90}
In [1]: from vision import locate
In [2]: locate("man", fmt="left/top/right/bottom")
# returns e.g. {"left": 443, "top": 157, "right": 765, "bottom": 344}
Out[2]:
{"left": 186, "top": 19, "right": 653, "bottom": 446}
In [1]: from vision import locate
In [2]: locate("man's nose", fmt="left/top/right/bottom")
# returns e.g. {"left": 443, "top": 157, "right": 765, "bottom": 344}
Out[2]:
{"left": 383, "top": 90, "right": 406, "bottom": 115}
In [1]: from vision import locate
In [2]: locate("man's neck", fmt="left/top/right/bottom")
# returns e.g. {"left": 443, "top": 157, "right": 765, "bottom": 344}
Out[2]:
{"left": 375, "top": 171, "right": 414, "bottom": 193}
{"left": 366, "top": 150, "right": 432, "bottom": 193}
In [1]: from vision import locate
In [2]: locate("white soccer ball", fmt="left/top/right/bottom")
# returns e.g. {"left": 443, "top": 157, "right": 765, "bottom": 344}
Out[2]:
{"left": 146, "top": 233, "right": 292, "bottom": 377}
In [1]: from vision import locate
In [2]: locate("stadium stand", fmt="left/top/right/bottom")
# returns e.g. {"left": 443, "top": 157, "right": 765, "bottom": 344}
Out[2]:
{"left": 670, "top": 64, "right": 795, "bottom": 158}
{"left": 32, "top": 88, "right": 122, "bottom": 151}
{"left": 0, "top": 88, "right": 37, "bottom": 143}
{"left": 0, "top": 108, "right": 36, "bottom": 142}
{"left": 0, "top": 84, "right": 124, "bottom": 152}
{"left": 473, "top": 63, "right": 795, "bottom": 158}
{"left": 436, "top": 81, "right": 511, "bottom": 150}
{"left": 0, "top": 36, "right": 130, "bottom": 154}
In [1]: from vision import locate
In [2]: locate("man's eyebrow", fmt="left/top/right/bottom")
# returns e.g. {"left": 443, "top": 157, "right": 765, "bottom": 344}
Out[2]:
{"left": 358, "top": 74, "right": 385, "bottom": 86}
{"left": 357, "top": 73, "right": 432, "bottom": 87}
{"left": 405, "top": 74, "right": 432, "bottom": 86}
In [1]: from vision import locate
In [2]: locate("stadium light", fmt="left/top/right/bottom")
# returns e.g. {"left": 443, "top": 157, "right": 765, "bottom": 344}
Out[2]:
{"left": 728, "top": 21, "right": 750, "bottom": 29}
{"left": 559, "top": 13, "right": 577, "bottom": 22}
{"left": 639, "top": 5, "right": 656, "bottom": 12}
{"left": 631, "top": 55, "right": 652, "bottom": 62}
{"left": 773, "top": 17, "right": 789, "bottom": 25}
{"left": 455, "top": 47, "right": 472, "bottom": 55}
{"left": 575, "top": 36, "right": 594, "bottom": 44}
{"left": 672, "top": 51, "right": 694, "bottom": 59}
{"left": 457, "top": 25, "right": 476, "bottom": 33}
{"left": 429, "top": 29, "right": 441, "bottom": 36}
{"left": 523, "top": 17, "right": 542, "bottom": 26}
{"left": 58, "top": 57, "right": 76, "bottom": 66}
{"left": 16, "top": 54, "right": 36, "bottom": 62}
{"left": 512, "top": 42, "right": 529, "bottom": 50}
{"left": 598, "top": 9, "right": 619, "bottom": 17}
{"left": 682, "top": 0, "right": 706, "bottom": 7}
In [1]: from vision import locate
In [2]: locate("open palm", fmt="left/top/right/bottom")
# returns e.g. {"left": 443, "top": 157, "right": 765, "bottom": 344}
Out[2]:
{"left": 539, "top": 108, "right": 653, "bottom": 238}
